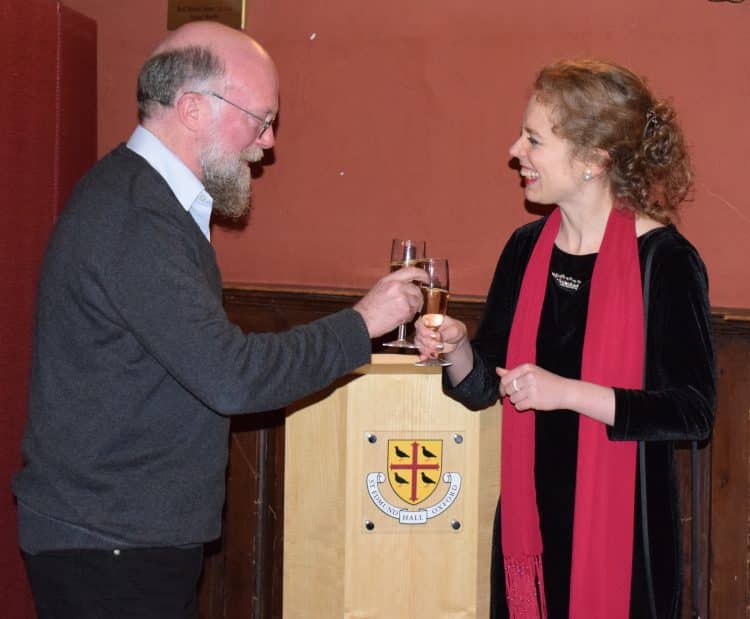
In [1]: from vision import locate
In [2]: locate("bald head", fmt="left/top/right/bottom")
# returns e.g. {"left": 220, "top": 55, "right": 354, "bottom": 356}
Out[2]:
{"left": 153, "top": 21, "right": 270, "bottom": 64}
{"left": 137, "top": 21, "right": 277, "bottom": 123}
{"left": 135, "top": 22, "right": 279, "bottom": 217}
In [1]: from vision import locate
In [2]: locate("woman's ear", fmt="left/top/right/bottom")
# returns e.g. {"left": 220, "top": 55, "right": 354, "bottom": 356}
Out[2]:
{"left": 586, "top": 147, "right": 610, "bottom": 178}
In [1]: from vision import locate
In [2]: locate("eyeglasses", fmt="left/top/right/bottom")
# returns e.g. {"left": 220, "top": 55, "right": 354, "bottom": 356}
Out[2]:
{"left": 188, "top": 91, "right": 275, "bottom": 138}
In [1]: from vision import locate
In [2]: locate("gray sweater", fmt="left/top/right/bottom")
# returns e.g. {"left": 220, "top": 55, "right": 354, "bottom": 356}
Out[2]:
{"left": 13, "top": 145, "right": 371, "bottom": 549}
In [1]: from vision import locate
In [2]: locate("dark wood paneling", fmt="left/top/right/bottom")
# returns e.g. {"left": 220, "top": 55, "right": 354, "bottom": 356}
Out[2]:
{"left": 709, "top": 326, "right": 750, "bottom": 618}
{"left": 203, "top": 286, "right": 750, "bottom": 619}
{"left": 222, "top": 414, "right": 285, "bottom": 619}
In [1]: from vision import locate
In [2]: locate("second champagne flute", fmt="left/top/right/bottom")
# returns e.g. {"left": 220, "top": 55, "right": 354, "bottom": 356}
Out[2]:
{"left": 415, "top": 258, "right": 452, "bottom": 367}
{"left": 382, "top": 238, "right": 426, "bottom": 349}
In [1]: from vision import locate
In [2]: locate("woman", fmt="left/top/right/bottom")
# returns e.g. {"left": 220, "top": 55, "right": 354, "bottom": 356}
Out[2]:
{"left": 416, "top": 59, "right": 715, "bottom": 618}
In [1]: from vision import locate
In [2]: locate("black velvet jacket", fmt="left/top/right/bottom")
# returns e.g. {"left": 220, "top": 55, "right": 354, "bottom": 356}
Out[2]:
{"left": 445, "top": 218, "right": 716, "bottom": 618}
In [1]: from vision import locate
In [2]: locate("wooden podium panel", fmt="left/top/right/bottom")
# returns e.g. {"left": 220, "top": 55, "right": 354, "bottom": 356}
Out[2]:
{"left": 284, "top": 355, "right": 500, "bottom": 618}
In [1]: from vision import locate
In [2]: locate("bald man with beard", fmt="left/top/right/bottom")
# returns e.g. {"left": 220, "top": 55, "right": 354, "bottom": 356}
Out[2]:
{"left": 13, "top": 21, "right": 425, "bottom": 619}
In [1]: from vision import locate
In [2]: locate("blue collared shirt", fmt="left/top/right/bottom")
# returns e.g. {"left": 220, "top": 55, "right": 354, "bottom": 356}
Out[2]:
{"left": 126, "top": 126, "right": 213, "bottom": 241}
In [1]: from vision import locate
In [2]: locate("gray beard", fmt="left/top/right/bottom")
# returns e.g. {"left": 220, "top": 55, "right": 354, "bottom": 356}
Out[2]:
{"left": 200, "top": 144, "right": 264, "bottom": 219}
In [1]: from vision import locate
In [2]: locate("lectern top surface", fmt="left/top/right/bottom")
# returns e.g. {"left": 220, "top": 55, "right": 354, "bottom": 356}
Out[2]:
{"left": 355, "top": 354, "right": 442, "bottom": 375}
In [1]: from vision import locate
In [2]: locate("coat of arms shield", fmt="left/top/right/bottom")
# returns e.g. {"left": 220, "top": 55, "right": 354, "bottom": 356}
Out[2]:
{"left": 387, "top": 439, "right": 443, "bottom": 505}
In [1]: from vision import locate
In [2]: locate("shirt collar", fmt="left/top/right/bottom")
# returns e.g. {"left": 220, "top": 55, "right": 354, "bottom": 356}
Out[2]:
{"left": 126, "top": 125, "right": 213, "bottom": 240}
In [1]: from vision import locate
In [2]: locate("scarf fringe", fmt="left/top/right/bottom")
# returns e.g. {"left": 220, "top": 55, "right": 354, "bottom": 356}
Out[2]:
{"left": 504, "top": 554, "right": 548, "bottom": 619}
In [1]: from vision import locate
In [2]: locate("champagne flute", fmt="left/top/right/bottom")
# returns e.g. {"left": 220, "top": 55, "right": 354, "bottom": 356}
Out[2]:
{"left": 383, "top": 239, "right": 426, "bottom": 349}
{"left": 415, "top": 258, "right": 451, "bottom": 367}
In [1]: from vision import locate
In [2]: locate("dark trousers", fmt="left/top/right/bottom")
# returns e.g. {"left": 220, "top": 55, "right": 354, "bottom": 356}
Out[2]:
{"left": 23, "top": 546, "right": 203, "bottom": 619}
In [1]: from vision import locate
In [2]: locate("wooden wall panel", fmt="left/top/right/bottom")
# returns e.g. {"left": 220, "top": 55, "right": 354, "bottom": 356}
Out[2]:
{"left": 223, "top": 417, "right": 285, "bottom": 619}
{"left": 208, "top": 286, "right": 750, "bottom": 618}
{"left": 709, "top": 322, "right": 750, "bottom": 618}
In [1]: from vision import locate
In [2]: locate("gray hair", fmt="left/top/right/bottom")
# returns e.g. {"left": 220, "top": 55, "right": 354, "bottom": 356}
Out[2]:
{"left": 136, "top": 46, "right": 225, "bottom": 121}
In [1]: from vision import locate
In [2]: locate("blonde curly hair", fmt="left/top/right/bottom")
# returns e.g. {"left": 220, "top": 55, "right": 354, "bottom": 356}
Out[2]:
{"left": 534, "top": 59, "right": 693, "bottom": 223}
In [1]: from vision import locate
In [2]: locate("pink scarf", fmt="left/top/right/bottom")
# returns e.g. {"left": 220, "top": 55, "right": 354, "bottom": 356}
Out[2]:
{"left": 501, "top": 206, "right": 644, "bottom": 618}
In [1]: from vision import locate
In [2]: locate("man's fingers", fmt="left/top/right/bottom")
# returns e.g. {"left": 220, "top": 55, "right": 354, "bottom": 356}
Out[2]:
{"left": 390, "top": 266, "right": 429, "bottom": 284}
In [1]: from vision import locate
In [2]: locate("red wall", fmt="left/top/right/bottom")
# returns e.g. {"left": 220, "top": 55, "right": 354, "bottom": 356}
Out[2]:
{"left": 0, "top": 1, "right": 97, "bottom": 616}
{"left": 64, "top": 0, "right": 750, "bottom": 308}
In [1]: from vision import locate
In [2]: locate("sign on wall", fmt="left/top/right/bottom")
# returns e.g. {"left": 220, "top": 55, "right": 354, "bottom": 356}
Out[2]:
{"left": 167, "top": 0, "right": 245, "bottom": 30}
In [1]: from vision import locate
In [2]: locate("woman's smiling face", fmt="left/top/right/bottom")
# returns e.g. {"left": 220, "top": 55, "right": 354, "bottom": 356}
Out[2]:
{"left": 508, "top": 97, "right": 590, "bottom": 207}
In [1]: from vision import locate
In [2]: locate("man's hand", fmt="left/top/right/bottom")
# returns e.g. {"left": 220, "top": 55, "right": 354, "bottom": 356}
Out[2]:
{"left": 354, "top": 267, "right": 428, "bottom": 338}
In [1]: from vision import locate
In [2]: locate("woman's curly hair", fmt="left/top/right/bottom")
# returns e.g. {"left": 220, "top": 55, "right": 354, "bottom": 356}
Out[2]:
{"left": 534, "top": 59, "right": 692, "bottom": 223}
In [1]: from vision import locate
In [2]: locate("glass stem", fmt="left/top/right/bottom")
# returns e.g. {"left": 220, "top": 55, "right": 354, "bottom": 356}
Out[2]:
{"left": 396, "top": 323, "right": 407, "bottom": 342}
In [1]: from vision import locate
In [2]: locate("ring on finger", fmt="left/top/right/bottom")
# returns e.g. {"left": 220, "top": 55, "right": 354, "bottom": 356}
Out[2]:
{"left": 512, "top": 377, "right": 519, "bottom": 393}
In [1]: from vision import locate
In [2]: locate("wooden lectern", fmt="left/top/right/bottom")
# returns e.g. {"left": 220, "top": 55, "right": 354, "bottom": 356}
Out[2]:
{"left": 283, "top": 354, "right": 501, "bottom": 618}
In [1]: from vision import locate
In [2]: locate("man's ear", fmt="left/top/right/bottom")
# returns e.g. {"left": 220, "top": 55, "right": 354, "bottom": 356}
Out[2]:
{"left": 174, "top": 91, "right": 207, "bottom": 132}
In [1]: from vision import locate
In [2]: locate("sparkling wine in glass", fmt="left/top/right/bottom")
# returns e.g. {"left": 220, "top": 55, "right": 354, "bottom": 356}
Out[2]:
{"left": 382, "top": 239, "right": 426, "bottom": 349}
{"left": 415, "top": 258, "right": 452, "bottom": 367}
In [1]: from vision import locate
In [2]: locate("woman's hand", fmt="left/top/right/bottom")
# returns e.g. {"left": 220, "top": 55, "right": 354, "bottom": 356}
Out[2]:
{"left": 497, "top": 364, "right": 615, "bottom": 425}
{"left": 414, "top": 315, "right": 468, "bottom": 360}
{"left": 414, "top": 316, "right": 475, "bottom": 385}
{"left": 497, "top": 364, "right": 572, "bottom": 411}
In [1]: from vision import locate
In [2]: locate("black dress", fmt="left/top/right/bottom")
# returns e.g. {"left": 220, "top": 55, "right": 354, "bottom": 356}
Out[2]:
{"left": 445, "top": 220, "right": 716, "bottom": 618}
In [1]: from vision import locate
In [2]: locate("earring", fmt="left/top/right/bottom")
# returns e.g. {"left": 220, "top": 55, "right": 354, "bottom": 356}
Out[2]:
{"left": 583, "top": 169, "right": 593, "bottom": 182}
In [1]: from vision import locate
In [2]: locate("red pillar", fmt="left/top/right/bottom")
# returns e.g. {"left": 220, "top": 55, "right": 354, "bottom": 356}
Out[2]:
{"left": 0, "top": 2, "right": 96, "bottom": 616}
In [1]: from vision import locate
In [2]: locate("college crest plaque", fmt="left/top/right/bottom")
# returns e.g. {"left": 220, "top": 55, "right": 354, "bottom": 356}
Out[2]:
{"left": 365, "top": 433, "right": 463, "bottom": 528}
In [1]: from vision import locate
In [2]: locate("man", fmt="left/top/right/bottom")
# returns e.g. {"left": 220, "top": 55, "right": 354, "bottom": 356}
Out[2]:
{"left": 13, "top": 21, "right": 425, "bottom": 618}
